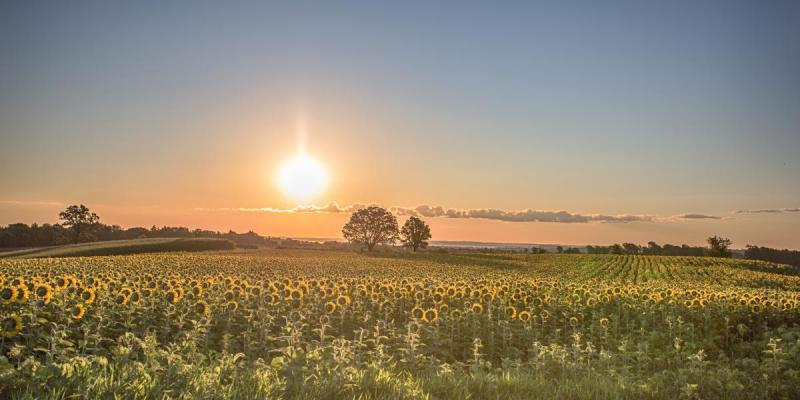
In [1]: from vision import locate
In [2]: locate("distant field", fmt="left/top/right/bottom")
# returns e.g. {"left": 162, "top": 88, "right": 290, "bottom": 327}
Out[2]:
{"left": 1, "top": 237, "right": 235, "bottom": 258}
{"left": 0, "top": 251, "right": 798, "bottom": 399}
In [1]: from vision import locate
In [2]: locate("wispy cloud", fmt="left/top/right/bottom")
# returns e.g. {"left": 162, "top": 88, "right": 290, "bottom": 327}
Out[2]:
{"left": 734, "top": 208, "right": 800, "bottom": 214}
{"left": 0, "top": 200, "right": 63, "bottom": 206}
{"left": 199, "top": 203, "right": 800, "bottom": 224}
{"left": 391, "top": 205, "right": 654, "bottom": 223}
{"left": 195, "top": 202, "right": 364, "bottom": 214}
{"left": 200, "top": 203, "right": 656, "bottom": 224}
{"left": 675, "top": 213, "right": 722, "bottom": 220}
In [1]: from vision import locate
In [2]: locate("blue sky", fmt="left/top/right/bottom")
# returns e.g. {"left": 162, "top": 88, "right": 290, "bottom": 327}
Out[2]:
{"left": 1, "top": 1, "right": 799, "bottom": 246}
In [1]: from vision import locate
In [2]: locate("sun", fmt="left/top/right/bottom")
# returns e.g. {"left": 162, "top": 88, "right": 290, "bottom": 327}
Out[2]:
{"left": 277, "top": 153, "right": 329, "bottom": 201}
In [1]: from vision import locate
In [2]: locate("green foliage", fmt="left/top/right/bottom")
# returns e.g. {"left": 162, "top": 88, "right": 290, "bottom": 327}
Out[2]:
{"left": 400, "top": 217, "right": 432, "bottom": 252}
{"left": 707, "top": 236, "right": 733, "bottom": 258}
{"left": 342, "top": 207, "right": 399, "bottom": 251}
{"left": 58, "top": 205, "right": 100, "bottom": 245}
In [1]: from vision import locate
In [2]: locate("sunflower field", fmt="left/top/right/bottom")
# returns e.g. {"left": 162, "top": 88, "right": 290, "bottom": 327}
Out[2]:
{"left": 1, "top": 250, "right": 799, "bottom": 399}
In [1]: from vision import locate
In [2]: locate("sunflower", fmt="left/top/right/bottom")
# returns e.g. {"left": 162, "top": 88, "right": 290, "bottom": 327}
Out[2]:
{"left": 471, "top": 303, "right": 484, "bottom": 314}
{"left": 379, "top": 300, "right": 392, "bottom": 313}
{"left": 195, "top": 300, "right": 209, "bottom": 316}
{"left": 55, "top": 276, "right": 68, "bottom": 290}
{"left": 336, "top": 295, "right": 351, "bottom": 306}
{"left": 411, "top": 306, "right": 424, "bottom": 319}
{"left": 423, "top": 308, "right": 439, "bottom": 322}
{"left": 114, "top": 293, "right": 129, "bottom": 305}
{"left": 15, "top": 285, "right": 29, "bottom": 302}
{"left": 81, "top": 289, "right": 96, "bottom": 304}
{"left": 450, "top": 309, "right": 463, "bottom": 319}
{"left": 517, "top": 311, "right": 532, "bottom": 322}
{"left": 226, "top": 300, "right": 239, "bottom": 312}
{"left": 569, "top": 316, "right": 579, "bottom": 326}
{"left": 129, "top": 292, "right": 141, "bottom": 304}
{"left": 504, "top": 306, "right": 517, "bottom": 319}
{"left": 1, "top": 286, "right": 18, "bottom": 302}
{"left": 119, "top": 288, "right": 132, "bottom": 298}
{"left": 324, "top": 301, "right": 337, "bottom": 314}
{"left": 166, "top": 290, "right": 179, "bottom": 304}
{"left": 71, "top": 304, "right": 86, "bottom": 320}
{"left": 1, "top": 314, "right": 22, "bottom": 338}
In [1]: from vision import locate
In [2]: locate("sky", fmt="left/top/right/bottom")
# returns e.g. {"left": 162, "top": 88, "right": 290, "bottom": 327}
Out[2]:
{"left": 1, "top": 1, "right": 799, "bottom": 248}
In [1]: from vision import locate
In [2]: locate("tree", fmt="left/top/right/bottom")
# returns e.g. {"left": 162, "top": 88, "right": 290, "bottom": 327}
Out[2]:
{"left": 342, "top": 206, "right": 399, "bottom": 251}
{"left": 59, "top": 204, "right": 100, "bottom": 244}
{"left": 609, "top": 243, "right": 624, "bottom": 254}
{"left": 706, "top": 235, "right": 732, "bottom": 258}
{"left": 622, "top": 243, "right": 641, "bottom": 255}
{"left": 400, "top": 216, "right": 432, "bottom": 252}
{"left": 645, "top": 241, "right": 662, "bottom": 256}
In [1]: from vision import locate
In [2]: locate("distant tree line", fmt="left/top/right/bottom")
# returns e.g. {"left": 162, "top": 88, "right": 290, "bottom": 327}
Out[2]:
{"left": 586, "top": 242, "right": 706, "bottom": 256}
{"left": 0, "top": 221, "right": 282, "bottom": 249}
{"left": 744, "top": 245, "right": 800, "bottom": 267}
{"left": 585, "top": 236, "right": 733, "bottom": 258}
{"left": 0, "top": 203, "right": 285, "bottom": 249}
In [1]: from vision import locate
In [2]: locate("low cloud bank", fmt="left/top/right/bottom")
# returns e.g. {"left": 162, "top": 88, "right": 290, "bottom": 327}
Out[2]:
{"left": 392, "top": 205, "right": 653, "bottom": 223}
{"left": 198, "top": 203, "right": 785, "bottom": 224}
{"left": 677, "top": 213, "right": 722, "bottom": 220}
{"left": 200, "top": 203, "right": 655, "bottom": 224}
{"left": 735, "top": 208, "right": 800, "bottom": 214}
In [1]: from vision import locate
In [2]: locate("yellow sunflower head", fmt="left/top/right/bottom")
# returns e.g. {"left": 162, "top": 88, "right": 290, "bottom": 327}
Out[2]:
{"left": 71, "top": 304, "right": 86, "bottom": 320}
{"left": 1, "top": 314, "right": 22, "bottom": 338}
{"left": 195, "top": 300, "right": 209, "bottom": 316}
{"left": 423, "top": 308, "right": 438, "bottom": 322}
{"left": 325, "top": 301, "right": 337, "bottom": 314}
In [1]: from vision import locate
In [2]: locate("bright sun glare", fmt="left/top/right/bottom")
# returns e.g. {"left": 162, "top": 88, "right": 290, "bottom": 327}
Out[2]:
{"left": 277, "top": 154, "right": 329, "bottom": 201}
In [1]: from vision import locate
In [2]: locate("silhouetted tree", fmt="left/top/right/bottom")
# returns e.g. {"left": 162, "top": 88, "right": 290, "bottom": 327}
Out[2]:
{"left": 622, "top": 243, "right": 641, "bottom": 255}
{"left": 59, "top": 204, "right": 100, "bottom": 244}
{"left": 400, "top": 216, "right": 432, "bottom": 252}
{"left": 609, "top": 243, "right": 624, "bottom": 254}
{"left": 645, "top": 241, "right": 662, "bottom": 255}
{"left": 342, "top": 206, "right": 399, "bottom": 251}
{"left": 706, "top": 235, "right": 732, "bottom": 258}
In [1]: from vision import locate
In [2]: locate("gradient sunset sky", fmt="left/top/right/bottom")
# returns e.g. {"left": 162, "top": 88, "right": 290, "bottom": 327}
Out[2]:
{"left": 2, "top": 1, "right": 799, "bottom": 248}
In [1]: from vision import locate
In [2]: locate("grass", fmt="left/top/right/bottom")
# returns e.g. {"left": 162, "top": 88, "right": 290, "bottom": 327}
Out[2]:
{"left": 3, "top": 237, "right": 235, "bottom": 258}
